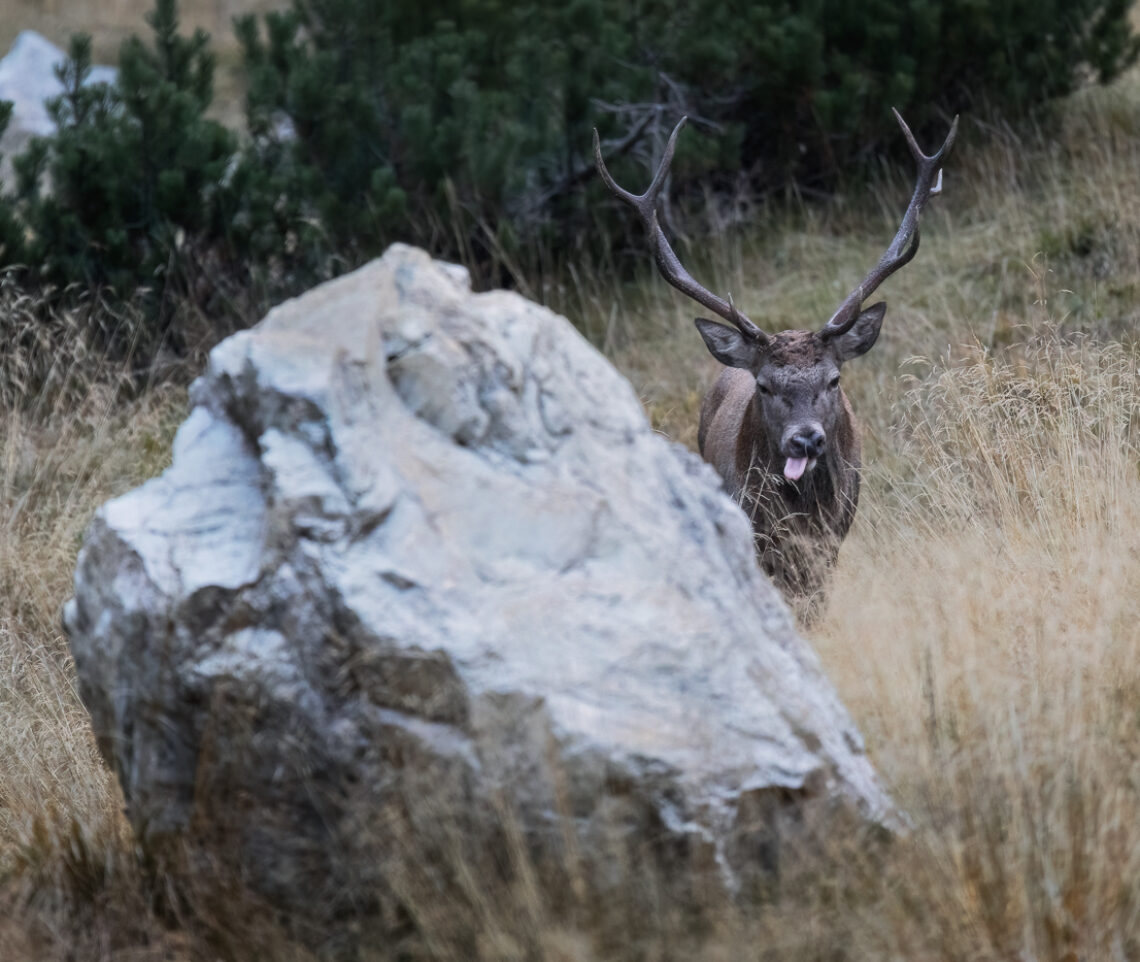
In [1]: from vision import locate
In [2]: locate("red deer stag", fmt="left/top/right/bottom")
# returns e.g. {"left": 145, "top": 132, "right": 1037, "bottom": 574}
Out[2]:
{"left": 594, "top": 110, "right": 957, "bottom": 619}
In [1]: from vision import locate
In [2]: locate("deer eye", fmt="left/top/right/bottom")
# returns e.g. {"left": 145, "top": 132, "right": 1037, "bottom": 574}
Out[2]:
{"left": 828, "top": 376, "right": 840, "bottom": 390}
{"left": 756, "top": 382, "right": 771, "bottom": 396}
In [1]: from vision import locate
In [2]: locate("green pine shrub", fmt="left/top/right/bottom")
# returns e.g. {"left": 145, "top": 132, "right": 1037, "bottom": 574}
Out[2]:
{"left": 0, "top": 1, "right": 236, "bottom": 356}
{"left": 232, "top": 0, "right": 1138, "bottom": 290}
{"left": 0, "top": 0, "right": 1134, "bottom": 358}
{"left": 229, "top": 0, "right": 650, "bottom": 292}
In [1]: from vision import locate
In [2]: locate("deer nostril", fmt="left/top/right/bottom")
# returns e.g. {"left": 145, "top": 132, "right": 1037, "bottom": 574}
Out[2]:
{"left": 790, "top": 430, "right": 826, "bottom": 459}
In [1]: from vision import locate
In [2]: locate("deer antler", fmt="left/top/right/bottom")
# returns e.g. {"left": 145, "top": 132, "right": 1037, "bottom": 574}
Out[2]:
{"left": 821, "top": 109, "right": 959, "bottom": 338}
{"left": 594, "top": 117, "right": 766, "bottom": 343}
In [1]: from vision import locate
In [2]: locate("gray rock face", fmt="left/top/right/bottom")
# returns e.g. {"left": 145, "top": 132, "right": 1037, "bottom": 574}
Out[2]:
{"left": 0, "top": 31, "right": 117, "bottom": 185}
{"left": 65, "top": 244, "right": 891, "bottom": 949}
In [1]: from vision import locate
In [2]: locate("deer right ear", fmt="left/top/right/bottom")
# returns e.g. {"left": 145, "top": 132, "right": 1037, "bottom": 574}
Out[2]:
{"left": 694, "top": 318, "right": 760, "bottom": 369}
{"left": 829, "top": 302, "right": 886, "bottom": 363}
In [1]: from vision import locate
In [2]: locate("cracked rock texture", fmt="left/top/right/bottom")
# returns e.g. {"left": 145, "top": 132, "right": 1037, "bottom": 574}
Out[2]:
{"left": 65, "top": 244, "right": 892, "bottom": 951}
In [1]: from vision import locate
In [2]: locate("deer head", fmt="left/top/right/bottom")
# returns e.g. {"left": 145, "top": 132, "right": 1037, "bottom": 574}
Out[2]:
{"left": 594, "top": 110, "right": 957, "bottom": 481}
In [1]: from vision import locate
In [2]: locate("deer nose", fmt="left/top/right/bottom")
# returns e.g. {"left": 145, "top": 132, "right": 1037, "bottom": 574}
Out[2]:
{"left": 789, "top": 428, "right": 826, "bottom": 459}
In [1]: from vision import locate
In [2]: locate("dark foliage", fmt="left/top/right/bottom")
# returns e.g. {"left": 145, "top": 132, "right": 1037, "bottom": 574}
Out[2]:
{"left": 0, "top": 0, "right": 1134, "bottom": 352}
{"left": 2, "top": 3, "right": 236, "bottom": 353}
{"left": 229, "top": 0, "right": 1140, "bottom": 290}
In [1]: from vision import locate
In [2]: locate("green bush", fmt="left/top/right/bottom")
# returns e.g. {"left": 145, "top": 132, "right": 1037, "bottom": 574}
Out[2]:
{"left": 0, "top": 1, "right": 235, "bottom": 353}
{"left": 229, "top": 0, "right": 649, "bottom": 292}
{"left": 0, "top": 0, "right": 1135, "bottom": 351}
{"left": 651, "top": 0, "right": 1139, "bottom": 177}
{"left": 233, "top": 0, "right": 1138, "bottom": 288}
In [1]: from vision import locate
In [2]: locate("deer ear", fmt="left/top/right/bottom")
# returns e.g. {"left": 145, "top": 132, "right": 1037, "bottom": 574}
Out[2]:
{"left": 830, "top": 301, "right": 886, "bottom": 362}
{"left": 694, "top": 318, "right": 760, "bottom": 369}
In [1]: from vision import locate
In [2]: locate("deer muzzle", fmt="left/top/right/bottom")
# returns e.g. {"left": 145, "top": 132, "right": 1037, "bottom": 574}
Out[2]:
{"left": 782, "top": 425, "right": 826, "bottom": 481}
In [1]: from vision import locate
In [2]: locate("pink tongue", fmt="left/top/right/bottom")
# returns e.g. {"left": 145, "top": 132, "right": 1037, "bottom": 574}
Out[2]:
{"left": 784, "top": 457, "right": 808, "bottom": 481}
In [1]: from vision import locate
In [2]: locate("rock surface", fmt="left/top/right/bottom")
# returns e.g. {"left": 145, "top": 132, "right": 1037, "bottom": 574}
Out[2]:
{"left": 0, "top": 31, "right": 117, "bottom": 185}
{"left": 65, "top": 244, "right": 892, "bottom": 950}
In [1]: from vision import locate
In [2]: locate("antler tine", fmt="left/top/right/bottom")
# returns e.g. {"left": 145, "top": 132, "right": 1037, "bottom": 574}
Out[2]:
{"left": 594, "top": 117, "right": 765, "bottom": 341}
{"left": 822, "top": 109, "right": 959, "bottom": 338}
{"left": 893, "top": 107, "right": 959, "bottom": 168}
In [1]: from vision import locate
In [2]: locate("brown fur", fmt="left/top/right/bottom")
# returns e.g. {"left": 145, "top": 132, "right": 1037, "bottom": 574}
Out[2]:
{"left": 697, "top": 322, "right": 879, "bottom": 621}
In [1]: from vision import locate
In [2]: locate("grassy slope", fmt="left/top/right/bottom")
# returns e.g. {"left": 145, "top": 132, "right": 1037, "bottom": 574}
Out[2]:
{"left": 5, "top": 39, "right": 1140, "bottom": 962}
{"left": 579, "top": 75, "right": 1140, "bottom": 960}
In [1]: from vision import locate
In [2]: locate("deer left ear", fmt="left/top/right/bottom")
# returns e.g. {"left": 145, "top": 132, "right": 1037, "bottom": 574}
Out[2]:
{"left": 694, "top": 317, "right": 761, "bottom": 369}
{"left": 830, "top": 302, "right": 886, "bottom": 363}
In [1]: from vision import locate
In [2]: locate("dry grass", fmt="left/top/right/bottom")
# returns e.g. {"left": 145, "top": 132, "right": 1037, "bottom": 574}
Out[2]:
{"left": 5, "top": 42, "right": 1140, "bottom": 962}
{"left": 582, "top": 80, "right": 1140, "bottom": 962}
{"left": 0, "top": 302, "right": 187, "bottom": 958}
{"left": 788, "top": 336, "right": 1140, "bottom": 960}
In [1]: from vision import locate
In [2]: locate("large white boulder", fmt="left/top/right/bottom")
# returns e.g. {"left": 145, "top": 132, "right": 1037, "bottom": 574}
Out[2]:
{"left": 65, "top": 244, "right": 891, "bottom": 950}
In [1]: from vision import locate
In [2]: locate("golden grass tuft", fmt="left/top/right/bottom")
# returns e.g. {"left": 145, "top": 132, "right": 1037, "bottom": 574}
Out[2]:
{"left": 805, "top": 334, "right": 1140, "bottom": 960}
{"left": 0, "top": 302, "right": 187, "bottom": 958}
